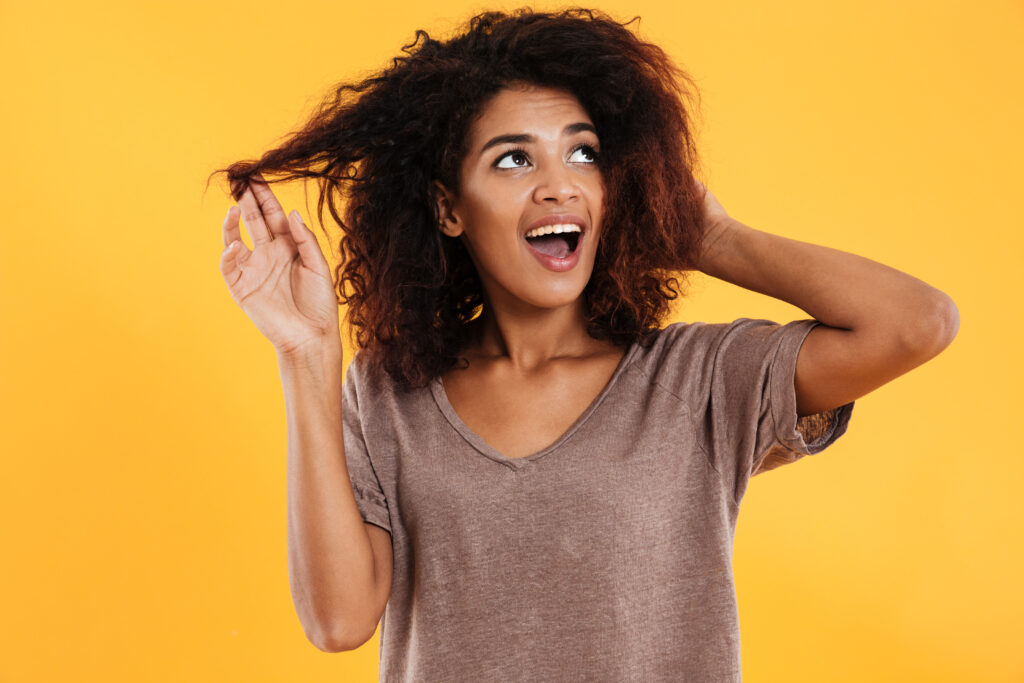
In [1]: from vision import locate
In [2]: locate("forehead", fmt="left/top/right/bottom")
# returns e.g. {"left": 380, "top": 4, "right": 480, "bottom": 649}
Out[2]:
{"left": 468, "top": 84, "right": 593, "bottom": 139}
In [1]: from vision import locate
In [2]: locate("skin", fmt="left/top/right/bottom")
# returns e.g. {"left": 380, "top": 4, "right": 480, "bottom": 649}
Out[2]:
{"left": 220, "top": 80, "right": 959, "bottom": 647}
{"left": 222, "top": 81, "right": 960, "bottom": 454}
{"left": 432, "top": 82, "right": 627, "bottom": 458}
{"left": 430, "top": 80, "right": 961, "bottom": 456}
{"left": 695, "top": 195, "right": 960, "bottom": 417}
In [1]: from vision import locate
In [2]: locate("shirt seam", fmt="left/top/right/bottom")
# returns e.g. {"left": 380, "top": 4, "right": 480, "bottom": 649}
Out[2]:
{"left": 633, "top": 362, "right": 737, "bottom": 511}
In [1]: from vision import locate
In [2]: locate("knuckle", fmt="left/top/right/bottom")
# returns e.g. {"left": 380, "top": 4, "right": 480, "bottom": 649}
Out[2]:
{"left": 262, "top": 203, "right": 285, "bottom": 219}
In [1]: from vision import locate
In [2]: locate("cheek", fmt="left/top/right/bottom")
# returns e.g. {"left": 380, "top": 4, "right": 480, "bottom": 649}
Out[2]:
{"left": 588, "top": 184, "right": 604, "bottom": 235}
{"left": 459, "top": 220, "right": 520, "bottom": 272}
{"left": 461, "top": 197, "right": 521, "bottom": 253}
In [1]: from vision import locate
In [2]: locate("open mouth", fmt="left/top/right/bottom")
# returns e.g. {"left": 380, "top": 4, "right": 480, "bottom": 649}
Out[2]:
{"left": 524, "top": 230, "right": 582, "bottom": 259}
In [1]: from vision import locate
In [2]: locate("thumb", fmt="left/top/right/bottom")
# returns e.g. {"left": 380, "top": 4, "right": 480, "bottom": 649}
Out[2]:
{"left": 288, "top": 211, "right": 330, "bottom": 277}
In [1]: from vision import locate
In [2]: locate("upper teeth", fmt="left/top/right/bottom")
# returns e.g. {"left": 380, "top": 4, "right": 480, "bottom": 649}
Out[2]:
{"left": 525, "top": 223, "right": 582, "bottom": 238}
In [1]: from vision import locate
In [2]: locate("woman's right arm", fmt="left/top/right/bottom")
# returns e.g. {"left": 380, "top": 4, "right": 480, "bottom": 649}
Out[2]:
{"left": 219, "top": 176, "right": 389, "bottom": 652}
{"left": 278, "top": 343, "right": 384, "bottom": 652}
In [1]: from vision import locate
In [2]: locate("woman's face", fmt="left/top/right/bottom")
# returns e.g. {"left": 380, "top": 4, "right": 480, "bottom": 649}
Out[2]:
{"left": 434, "top": 82, "right": 604, "bottom": 314}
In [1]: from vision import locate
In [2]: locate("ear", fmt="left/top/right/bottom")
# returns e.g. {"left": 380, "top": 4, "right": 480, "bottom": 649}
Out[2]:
{"left": 432, "top": 180, "right": 464, "bottom": 238}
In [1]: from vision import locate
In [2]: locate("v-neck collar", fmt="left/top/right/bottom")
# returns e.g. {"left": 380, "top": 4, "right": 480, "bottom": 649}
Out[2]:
{"left": 428, "top": 341, "right": 641, "bottom": 469}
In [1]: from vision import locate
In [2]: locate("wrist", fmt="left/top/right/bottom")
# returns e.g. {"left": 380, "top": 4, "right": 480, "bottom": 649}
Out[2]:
{"left": 277, "top": 336, "right": 344, "bottom": 368}
{"left": 696, "top": 216, "right": 742, "bottom": 275}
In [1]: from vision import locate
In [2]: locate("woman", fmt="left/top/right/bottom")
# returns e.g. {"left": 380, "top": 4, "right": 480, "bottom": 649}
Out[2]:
{"left": 213, "top": 8, "right": 958, "bottom": 681}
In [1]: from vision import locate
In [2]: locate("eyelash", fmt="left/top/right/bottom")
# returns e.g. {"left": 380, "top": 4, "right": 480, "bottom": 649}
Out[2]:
{"left": 493, "top": 143, "right": 600, "bottom": 169}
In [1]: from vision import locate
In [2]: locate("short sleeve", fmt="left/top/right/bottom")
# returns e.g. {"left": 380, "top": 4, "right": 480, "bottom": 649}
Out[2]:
{"left": 701, "top": 318, "right": 855, "bottom": 506}
{"left": 341, "top": 354, "right": 392, "bottom": 534}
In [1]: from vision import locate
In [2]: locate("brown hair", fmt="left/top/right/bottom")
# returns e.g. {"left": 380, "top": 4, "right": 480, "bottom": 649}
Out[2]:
{"left": 208, "top": 7, "right": 708, "bottom": 391}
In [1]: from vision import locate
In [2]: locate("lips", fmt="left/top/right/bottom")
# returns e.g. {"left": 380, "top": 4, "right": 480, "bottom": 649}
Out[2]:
{"left": 523, "top": 226, "right": 585, "bottom": 273}
{"left": 518, "top": 212, "right": 589, "bottom": 273}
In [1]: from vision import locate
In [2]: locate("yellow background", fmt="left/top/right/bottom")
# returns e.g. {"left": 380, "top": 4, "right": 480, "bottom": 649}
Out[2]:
{"left": 1, "top": 0, "right": 1020, "bottom": 680}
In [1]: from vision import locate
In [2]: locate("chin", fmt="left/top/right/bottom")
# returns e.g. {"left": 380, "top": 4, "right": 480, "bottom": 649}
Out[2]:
{"left": 522, "top": 276, "right": 593, "bottom": 310}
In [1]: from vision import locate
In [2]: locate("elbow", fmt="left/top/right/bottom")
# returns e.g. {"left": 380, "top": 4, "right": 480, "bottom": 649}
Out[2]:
{"left": 308, "top": 622, "right": 368, "bottom": 653}
{"left": 928, "top": 291, "right": 960, "bottom": 351}
{"left": 901, "top": 290, "right": 960, "bottom": 358}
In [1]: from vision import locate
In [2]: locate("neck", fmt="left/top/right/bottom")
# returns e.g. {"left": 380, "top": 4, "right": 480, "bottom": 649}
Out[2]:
{"left": 467, "top": 295, "right": 600, "bottom": 372}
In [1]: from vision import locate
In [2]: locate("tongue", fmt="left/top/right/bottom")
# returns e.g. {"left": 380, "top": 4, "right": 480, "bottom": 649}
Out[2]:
{"left": 527, "top": 234, "right": 571, "bottom": 259}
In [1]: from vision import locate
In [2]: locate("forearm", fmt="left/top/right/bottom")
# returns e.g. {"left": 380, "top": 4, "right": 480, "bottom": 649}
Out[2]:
{"left": 278, "top": 344, "right": 377, "bottom": 651}
{"left": 696, "top": 216, "right": 957, "bottom": 348}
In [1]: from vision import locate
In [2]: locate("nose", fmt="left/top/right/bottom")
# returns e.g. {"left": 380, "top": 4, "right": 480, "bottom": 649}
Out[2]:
{"left": 532, "top": 158, "right": 580, "bottom": 204}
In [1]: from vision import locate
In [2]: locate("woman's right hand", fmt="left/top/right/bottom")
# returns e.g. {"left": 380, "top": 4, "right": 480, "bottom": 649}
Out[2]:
{"left": 219, "top": 175, "right": 341, "bottom": 358}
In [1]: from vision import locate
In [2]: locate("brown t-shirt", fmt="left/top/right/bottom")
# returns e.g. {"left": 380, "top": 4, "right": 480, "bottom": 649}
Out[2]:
{"left": 341, "top": 317, "right": 854, "bottom": 681}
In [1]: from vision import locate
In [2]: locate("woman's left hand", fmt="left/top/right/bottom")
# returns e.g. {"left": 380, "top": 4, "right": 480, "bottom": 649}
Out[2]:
{"left": 692, "top": 179, "right": 735, "bottom": 272}
{"left": 694, "top": 178, "right": 730, "bottom": 228}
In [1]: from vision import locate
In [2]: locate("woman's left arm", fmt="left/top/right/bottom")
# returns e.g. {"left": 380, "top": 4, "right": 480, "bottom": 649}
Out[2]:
{"left": 693, "top": 182, "right": 960, "bottom": 417}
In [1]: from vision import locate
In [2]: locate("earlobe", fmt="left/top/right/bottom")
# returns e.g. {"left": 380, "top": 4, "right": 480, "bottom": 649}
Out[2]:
{"left": 440, "top": 221, "right": 462, "bottom": 238}
{"left": 433, "top": 180, "right": 463, "bottom": 238}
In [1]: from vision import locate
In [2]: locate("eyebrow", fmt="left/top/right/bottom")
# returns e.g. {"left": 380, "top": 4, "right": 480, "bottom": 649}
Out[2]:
{"left": 478, "top": 122, "right": 598, "bottom": 156}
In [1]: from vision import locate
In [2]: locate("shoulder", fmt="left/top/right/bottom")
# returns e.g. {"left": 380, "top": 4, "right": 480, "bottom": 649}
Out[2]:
{"left": 649, "top": 318, "right": 817, "bottom": 358}
{"left": 631, "top": 319, "right": 725, "bottom": 372}
{"left": 343, "top": 348, "right": 394, "bottom": 403}
{"left": 627, "top": 321, "right": 712, "bottom": 398}
{"left": 344, "top": 347, "right": 433, "bottom": 414}
{"left": 343, "top": 348, "right": 368, "bottom": 391}
{"left": 630, "top": 318, "right": 811, "bottom": 393}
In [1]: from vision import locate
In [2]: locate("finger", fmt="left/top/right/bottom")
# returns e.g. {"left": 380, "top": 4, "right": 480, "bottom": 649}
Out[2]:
{"left": 223, "top": 205, "right": 242, "bottom": 248}
{"left": 288, "top": 210, "right": 331, "bottom": 278}
{"left": 248, "top": 173, "right": 291, "bottom": 239}
{"left": 220, "top": 233, "right": 251, "bottom": 285}
{"left": 238, "top": 185, "right": 273, "bottom": 246}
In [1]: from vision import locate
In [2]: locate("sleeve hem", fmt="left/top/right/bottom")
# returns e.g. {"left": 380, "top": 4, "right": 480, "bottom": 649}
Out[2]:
{"left": 768, "top": 319, "right": 855, "bottom": 456}
{"left": 352, "top": 485, "right": 392, "bottom": 534}
{"left": 356, "top": 493, "right": 395, "bottom": 536}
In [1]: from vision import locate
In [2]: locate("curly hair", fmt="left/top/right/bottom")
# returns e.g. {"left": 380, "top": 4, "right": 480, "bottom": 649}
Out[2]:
{"left": 209, "top": 7, "right": 708, "bottom": 392}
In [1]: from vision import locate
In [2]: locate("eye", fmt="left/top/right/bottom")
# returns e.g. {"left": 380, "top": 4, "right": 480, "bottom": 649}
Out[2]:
{"left": 569, "top": 143, "right": 600, "bottom": 164}
{"left": 494, "top": 147, "right": 530, "bottom": 169}
{"left": 493, "top": 143, "right": 598, "bottom": 169}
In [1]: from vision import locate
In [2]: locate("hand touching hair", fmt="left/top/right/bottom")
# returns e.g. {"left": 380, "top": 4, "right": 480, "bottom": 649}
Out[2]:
{"left": 209, "top": 8, "right": 709, "bottom": 391}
